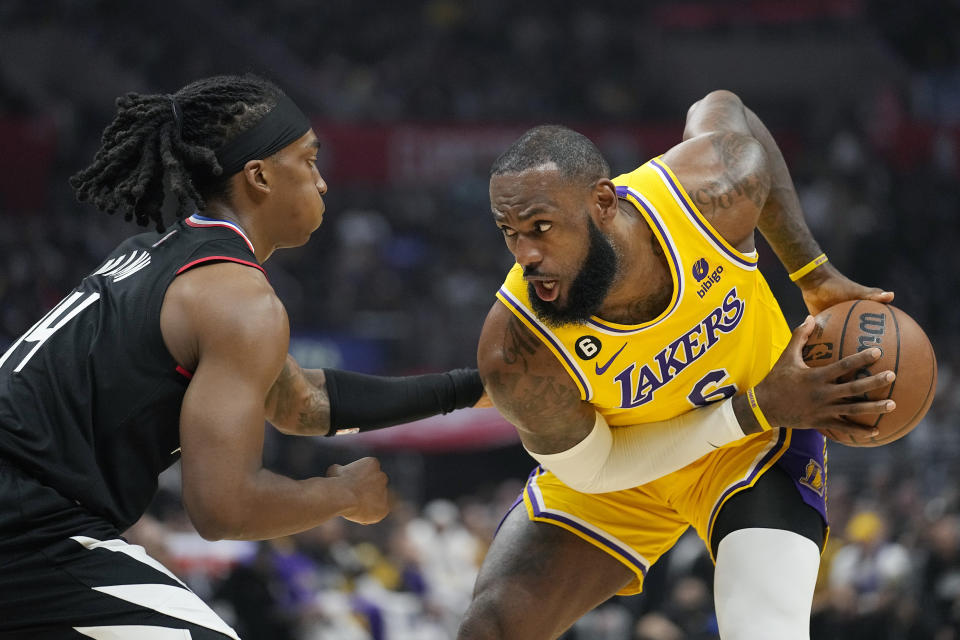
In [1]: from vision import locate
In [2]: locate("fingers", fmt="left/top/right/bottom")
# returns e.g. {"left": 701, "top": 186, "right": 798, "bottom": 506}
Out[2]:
{"left": 820, "top": 419, "right": 879, "bottom": 438}
{"left": 822, "top": 347, "right": 883, "bottom": 378}
{"left": 868, "top": 289, "right": 895, "bottom": 303}
{"left": 356, "top": 456, "right": 382, "bottom": 470}
{"left": 829, "top": 398, "right": 895, "bottom": 417}
{"left": 831, "top": 370, "right": 895, "bottom": 399}
{"left": 784, "top": 315, "right": 816, "bottom": 362}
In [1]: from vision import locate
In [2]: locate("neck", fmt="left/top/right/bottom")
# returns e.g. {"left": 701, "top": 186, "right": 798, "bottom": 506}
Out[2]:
{"left": 200, "top": 200, "right": 274, "bottom": 263}
{"left": 594, "top": 202, "right": 673, "bottom": 324}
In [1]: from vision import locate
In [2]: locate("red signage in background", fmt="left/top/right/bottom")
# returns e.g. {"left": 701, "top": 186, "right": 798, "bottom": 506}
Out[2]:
{"left": 0, "top": 116, "right": 58, "bottom": 212}
{"left": 313, "top": 122, "right": 685, "bottom": 187}
{"left": 336, "top": 407, "right": 519, "bottom": 453}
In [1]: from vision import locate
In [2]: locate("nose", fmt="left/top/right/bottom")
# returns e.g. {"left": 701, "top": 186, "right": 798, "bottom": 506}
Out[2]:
{"left": 316, "top": 174, "right": 328, "bottom": 195}
{"left": 513, "top": 235, "right": 543, "bottom": 269}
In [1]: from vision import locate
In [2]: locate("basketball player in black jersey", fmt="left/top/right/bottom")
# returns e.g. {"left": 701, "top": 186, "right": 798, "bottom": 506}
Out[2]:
{"left": 0, "top": 75, "right": 484, "bottom": 638}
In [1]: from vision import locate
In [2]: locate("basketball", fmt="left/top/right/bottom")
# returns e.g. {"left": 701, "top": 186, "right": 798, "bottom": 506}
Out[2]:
{"left": 801, "top": 300, "right": 937, "bottom": 447}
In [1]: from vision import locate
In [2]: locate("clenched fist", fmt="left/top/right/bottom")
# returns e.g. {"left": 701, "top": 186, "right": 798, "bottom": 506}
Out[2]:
{"left": 327, "top": 457, "right": 390, "bottom": 524}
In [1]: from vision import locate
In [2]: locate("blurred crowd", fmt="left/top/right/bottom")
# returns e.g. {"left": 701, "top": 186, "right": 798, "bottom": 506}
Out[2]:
{"left": 1, "top": 0, "right": 959, "bottom": 638}
{"left": 124, "top": 431, "right": 960, "bottom": 640}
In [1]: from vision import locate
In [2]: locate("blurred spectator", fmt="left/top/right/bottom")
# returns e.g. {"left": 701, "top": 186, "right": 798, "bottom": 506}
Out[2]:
{"left": 918, "top": 515, "right": 960, "bottom": 636}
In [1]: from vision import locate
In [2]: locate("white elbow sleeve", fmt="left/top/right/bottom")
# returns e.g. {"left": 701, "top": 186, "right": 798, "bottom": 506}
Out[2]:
{"left": 525, "top": 412, "right": 614, "bottom": 491}
{"left": 525, "top": 398, "right": 746, "bottom": 493}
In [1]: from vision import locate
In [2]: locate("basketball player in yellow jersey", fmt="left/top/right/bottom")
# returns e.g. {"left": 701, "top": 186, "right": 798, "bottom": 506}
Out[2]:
{"left": 457, "top": 90, "right": 898, "bottom": 640}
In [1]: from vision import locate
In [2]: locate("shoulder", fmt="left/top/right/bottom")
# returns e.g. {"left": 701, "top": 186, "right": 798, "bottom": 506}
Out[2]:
{"left": 477, "top": 301, "right": 586, "bottom": 433}
{"left": 161, "top": 262, "right": 288, "bottom": 375}
{"left": 661, "top": 132, "right": 770, "bottom": 250}
{"left": 477, "top": 301, "right": 551, "bottom": 381}
{"left": 169, "top": 261, "right": 283, "bottom": 325}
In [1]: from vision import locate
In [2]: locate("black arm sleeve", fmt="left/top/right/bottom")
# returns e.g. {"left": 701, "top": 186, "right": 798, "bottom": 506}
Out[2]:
{"left": 322, "top": 368, "right": 484, "bottom": 435}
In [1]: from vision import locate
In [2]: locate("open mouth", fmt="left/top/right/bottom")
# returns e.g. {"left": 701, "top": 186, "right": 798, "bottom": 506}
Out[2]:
{"left": 532, "top": 279, "right": 560, "bottom": 302}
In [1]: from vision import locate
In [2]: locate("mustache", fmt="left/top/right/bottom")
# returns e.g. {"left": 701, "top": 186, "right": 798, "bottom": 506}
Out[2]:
{"left": 522, "top": 266, "right": 558, "bottom": 279}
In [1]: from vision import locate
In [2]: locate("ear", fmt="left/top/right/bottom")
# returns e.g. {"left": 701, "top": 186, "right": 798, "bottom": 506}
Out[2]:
{"left": 593, "top": 179, "right": 619, "bottom": 224}
{"left": 240, "top": 159, "right": 270, "bottom": 194}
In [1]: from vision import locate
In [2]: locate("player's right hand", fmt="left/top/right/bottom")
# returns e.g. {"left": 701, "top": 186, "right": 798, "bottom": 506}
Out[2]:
{"left": 752, "top": 316, "right": 896, "bottom": 437}
{"left": 326, "top": 457, "right": 390, "bottom": 524}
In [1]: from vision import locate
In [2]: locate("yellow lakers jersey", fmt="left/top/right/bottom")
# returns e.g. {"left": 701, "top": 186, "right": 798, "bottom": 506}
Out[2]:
{"left": 496, "top": 158, "right": 792, "bottom": 427}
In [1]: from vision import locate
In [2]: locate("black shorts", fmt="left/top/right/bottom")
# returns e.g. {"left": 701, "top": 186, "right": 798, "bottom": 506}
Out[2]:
{"left": 710, "top": 464, "right": 826, "bottom": 558}
{"left": 0, "top": 465, "right": 239, "bottom": 639}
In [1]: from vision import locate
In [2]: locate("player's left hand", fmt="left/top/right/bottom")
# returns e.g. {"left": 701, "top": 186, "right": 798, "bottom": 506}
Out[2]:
{"left": 795, "top": 262, "right": 894, "bottom": 315}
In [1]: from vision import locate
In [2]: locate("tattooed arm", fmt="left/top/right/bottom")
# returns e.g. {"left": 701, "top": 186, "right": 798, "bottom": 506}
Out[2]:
{"left": 662, "top": 92, "right": 770, "bottom": 253}
{"left": 477, "top": 302, "right": 595, "bottom": 454}
{"left": 265, "top": 355, "right": 331, "bottom": 436}
{"left": 678, "top": 91, "right": 814, "bottom": 262}
{"left": 671, "top": 90, "right": 892, "bottom": 313}
{"left": 265, "top": 355, "right": 484, "bottom": 438}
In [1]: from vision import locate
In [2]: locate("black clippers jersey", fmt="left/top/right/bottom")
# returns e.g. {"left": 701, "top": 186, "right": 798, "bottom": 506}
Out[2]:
{"left": 0, "top": 214, "right": 264, "bottom": 531}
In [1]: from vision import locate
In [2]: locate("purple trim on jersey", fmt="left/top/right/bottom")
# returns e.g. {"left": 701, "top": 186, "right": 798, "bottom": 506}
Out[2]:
{"left": 525, "top": 468, "right": 648, "bottom": 576}
{"left": 497, "top": 287, "right": 592, "bottom": 401}
{"left": 496, "top": 495, "right": 524, "bottom": 535}
{"left": 773, "top": 429, "right": 829, "bottom": 525}
{"left": 648, "top": 159, "right": 756, "bottom": 269}
{"left": 589, "top": 187, "right": 683, "bottom": 335}
{"left": 186, "top": 214, "right": 255, "bottom": 255}
{"left": 708, "top": 428, "right": 788, "bottom": 529}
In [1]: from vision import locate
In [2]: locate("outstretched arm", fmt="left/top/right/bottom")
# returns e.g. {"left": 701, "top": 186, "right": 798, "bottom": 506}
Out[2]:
{"left": 264, "top": 357, "right": 484, "bottom": 437}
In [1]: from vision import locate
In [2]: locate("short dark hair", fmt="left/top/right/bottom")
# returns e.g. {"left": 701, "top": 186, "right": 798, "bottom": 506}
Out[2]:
{"left": 70, "top": 74, "right": 286, "bottom": 231}
{"left": 490, "top": 125, "right": 610, "bottom": 185}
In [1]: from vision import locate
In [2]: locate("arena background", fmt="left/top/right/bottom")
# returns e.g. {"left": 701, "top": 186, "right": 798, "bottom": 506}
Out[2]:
{"left": 1, "top": 1, "right": 958, "bottom": 638}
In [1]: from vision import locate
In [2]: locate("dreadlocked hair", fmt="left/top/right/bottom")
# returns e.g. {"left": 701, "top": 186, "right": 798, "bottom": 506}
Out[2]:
{"left": 70, "top": 74, "right": 286, "bottom": 231}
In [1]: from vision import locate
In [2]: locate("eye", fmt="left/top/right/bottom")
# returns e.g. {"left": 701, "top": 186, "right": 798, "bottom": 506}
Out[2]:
{"left": 498, "top": 226, "right": 517, "bottom": 238}
{"left": 535, "top": 221, "right": 552, "bottom": 233}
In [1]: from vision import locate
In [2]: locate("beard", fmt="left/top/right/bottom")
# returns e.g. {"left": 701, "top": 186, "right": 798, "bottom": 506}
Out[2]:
{"left": 528, "top": 218, "right": 618, "bottom": 328}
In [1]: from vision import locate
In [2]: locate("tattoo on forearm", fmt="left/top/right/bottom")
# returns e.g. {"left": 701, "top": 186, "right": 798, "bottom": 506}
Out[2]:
{"left": 740, "top": 108, "right": 823, "bottom": 269}
{"left": 266, "top": 357, "right": 331, "bottom": 435}
{"left": 757, "top": 187, "right": 822, "bottom": 270}
{"left": 265, "top": 358, "right": 298, "bottom": 417}
{"left": 297, "top": 387, "right": 329, "bottom": 434}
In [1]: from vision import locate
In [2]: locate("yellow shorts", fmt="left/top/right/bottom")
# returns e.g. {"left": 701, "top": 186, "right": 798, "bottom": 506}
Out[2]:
{"left": 521, "top": 428, "right": 826, "bottom": 595}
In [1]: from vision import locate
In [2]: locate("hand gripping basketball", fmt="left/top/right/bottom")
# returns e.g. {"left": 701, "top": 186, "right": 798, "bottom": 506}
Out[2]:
{"left": 750, "top": 316, "right": 896, "bottom": 438}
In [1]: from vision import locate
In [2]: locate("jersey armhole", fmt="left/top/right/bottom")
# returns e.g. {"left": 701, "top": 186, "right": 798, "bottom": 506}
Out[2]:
{"left": 647, "top": 158, "right": 759, "bottom": 270}
{"left": 495, "top": 290, "right": 593, "bottom": 402}
{"left": 175, "top": 256, "right": 267, "bottom": 277}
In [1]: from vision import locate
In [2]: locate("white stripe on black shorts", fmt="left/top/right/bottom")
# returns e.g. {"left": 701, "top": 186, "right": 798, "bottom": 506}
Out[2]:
{"left": 0, "top": 534, "right": 239, "bottom": 639}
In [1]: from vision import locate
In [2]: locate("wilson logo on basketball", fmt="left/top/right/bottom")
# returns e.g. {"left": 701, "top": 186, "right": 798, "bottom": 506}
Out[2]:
{"left": 856, "top": 313, "right": 885, "bottom": 354}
